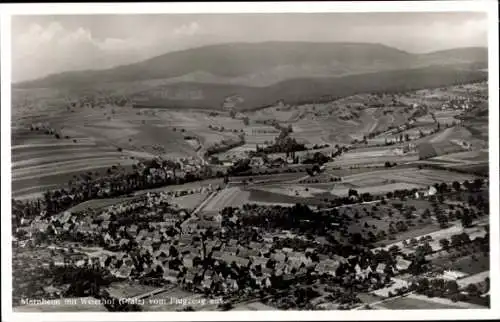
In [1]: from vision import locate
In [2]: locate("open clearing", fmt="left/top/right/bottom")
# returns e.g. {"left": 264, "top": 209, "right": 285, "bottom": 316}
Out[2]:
{"left": 202, "top": 187, "right": 251, "bottom": 212}
{"left": 432, "top": 251, "right": 489, "bottom": 276}
{"left": 66, "top": 197, "right": 138, "bottom": 213}
{"left": 253, "top": 184, "right": 328, "bottom": 198}
{"left": 457, "top": 271, "right": 489, "bottom": 288}
{"left": 373, "top": 295, "right": 468, "bottom": 310}
{"left": 171, "top": 192, "right": 210, "bottom": 210}
{"left": 433, "top": 150, "right": 488, "bottom": 163}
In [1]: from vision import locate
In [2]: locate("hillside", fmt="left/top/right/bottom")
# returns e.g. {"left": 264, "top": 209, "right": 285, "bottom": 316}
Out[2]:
{"left": 129, "top": 65, "right": 487, "bottom": 111}
{"left": 14, "top": 42, "right": 487, "bottom": 89}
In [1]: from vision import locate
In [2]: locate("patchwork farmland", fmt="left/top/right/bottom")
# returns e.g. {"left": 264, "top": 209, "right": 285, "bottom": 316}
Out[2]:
{"left": 10, "top": 35, "right": 490, "bottom": 315}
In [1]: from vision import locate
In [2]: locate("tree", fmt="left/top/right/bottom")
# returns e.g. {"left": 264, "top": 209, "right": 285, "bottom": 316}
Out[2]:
{"left": 460, "top": 213, "right": 473, "bottom": 228}
{"left": 473, "top": 178, "right": 484, "bottom": 191}
{"left": 420, "top": 242, "right": 433, "bottom": 255}
{"left": 445, "top": 280, "right": 459, "bottom": 294}
{"left": 466, "top": 284, "right": 480, "bottom": 297}
{"left": 436, "top": 213, "right": 449, "bottom": 229}
{"left": 439, "top": 182, "right": 448, "bottom": 194}
{"left": 439, "top": 238, "right": 450, "bottom": 251}
{"left": 389, "top": 245, "right": 401, "bottom": 255}
{"left": 452, "top": 181, "right": 461, "bottom": 192}
{"left": 484, "top": 277, "right": 490, "bottom": 292}
{"left": 348, "top": 189, "right": 359, "bottom": 198}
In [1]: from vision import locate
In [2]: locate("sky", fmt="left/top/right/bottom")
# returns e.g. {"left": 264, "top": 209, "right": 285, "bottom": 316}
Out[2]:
{"left": 11, "top": 12, "right": 488, "bottom": 82}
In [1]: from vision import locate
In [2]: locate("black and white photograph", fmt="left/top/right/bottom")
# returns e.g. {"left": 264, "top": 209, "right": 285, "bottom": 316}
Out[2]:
{"left": 1, "top": 1, "right": 498, "bottom": 321}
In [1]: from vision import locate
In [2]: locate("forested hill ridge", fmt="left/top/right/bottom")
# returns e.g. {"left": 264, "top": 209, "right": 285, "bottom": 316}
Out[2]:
{"left": 14, "top": 42, "right": 487, "bottom": 89}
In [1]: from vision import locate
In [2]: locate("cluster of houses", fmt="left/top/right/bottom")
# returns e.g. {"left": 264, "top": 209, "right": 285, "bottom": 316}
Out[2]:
{"left": 440, "top": 97, "right": 474, "bottom": 111}
{"left": 18, "top": 211, "right": 405, "bottom": 299}
{"left": 15, "top": 187, "right": 427, "bottom": 301}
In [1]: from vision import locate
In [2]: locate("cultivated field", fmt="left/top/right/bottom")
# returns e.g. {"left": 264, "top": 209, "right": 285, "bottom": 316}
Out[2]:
{"left": 11, "top": 126, "right": 139, "bottom": 198}
{"left": 202, "top": 187, "right": 251, "bottom": 212}
{"left": 171, "top": 192, "right": 210, "bottom": 210}
{"left": 252, "top": 184, "right": 328, "bottom": 198}
{"left": 331, "top": 149, "right": 420, "bottom": 167}
{"left": 374, "top": 294, "right": 481, "bottom": 310}
{"left": 457, "top": 271, "right": 490, "bottom": 288}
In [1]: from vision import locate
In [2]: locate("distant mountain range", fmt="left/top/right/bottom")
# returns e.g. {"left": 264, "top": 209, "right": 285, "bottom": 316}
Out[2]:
{"left": 14, "top": 42, "right": 488, "bottom": 110}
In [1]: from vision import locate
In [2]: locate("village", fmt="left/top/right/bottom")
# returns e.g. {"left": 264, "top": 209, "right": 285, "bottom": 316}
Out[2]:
{"left": 12, "top": 162, "right": 489, "bottom": 311}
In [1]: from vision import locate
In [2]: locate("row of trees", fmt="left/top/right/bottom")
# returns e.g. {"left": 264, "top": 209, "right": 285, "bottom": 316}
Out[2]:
{"left": 12, "top": 158, "right": 213, "bottom": 225}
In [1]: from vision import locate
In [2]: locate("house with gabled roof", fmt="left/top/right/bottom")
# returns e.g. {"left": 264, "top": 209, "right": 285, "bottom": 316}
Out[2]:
{"left": 287, "top": 257, "right": 306, "bottom": 270}
{"left": 52, "top": 255, "right": 66, "bottom": 267}
{"left": 183, "top": 271, "right": 195, "bottom": 285}
{"left": 248, "top": 241, "right": 262, "bottom": 250}
{"left": 178, "top": 235, "right": 192, "bottom": 246}
{"left": 226, "top": 278, "right": 239, "bottom": 291}
{"left": 142, "top": 240, "right": 154, "bottom": 253}
{"left": 75, "top": 259, "right": 87, "bottom": 267}
{"left": 115, "top": 265, "right": 133, "bottom": 279}
{"left": 118, "top": 238, "right": 130, "bottom": 248}
{"left": 224, "top": 246, "right": 239, "bottom": 256}
{"left": 262, "top": 267, "right": 273, "bottom": 277}
{"left": 227, "top": 239, "right": 238, "bottom": 246}
{"left": 305, "top": 247, "right": 316, "bottom": 255}
{"left": 237, "top": 247, "right": 252, "bottom": 258}
{"left": 78, "top": 223, "right": 92, "bottom": 234}
{"left": 152, "top": 232, "right": 162, "bottom": 243}
{"left": 202, "top": 278, "right": 213, "bottom": 289}
{"left": 97, "top": 213, "right": 111, "bottom": 222}
{"left": 211, "top": 250, "right": 224, "bottom": 261}
{"left": 63, "top": 222, "right": 73, "bottom": 232}
{"left": 395, "top": 256, "right": 411, "bottom": 271}
{"left": 101, "top": 221, "right": 111, "bottom": 231}
{"left": 250, "top": 256, "right": 268, "bottom": 269}
{"left": 271, "top": 252, "right": 286, "bottom": 263}
{"left": 102, "top": 232, "right": 113, "bottom": 244}
{"left": 154, "top": 250, "right": 168, "bottom": 263}
{"left": 182, "top": 253, "right": 196, "bottom": 268}
{"left": 163, "top": 269, "right": 180, "bottom": 283}
{"left": 315, "top": 259, "right": 340, "bottom": 276}
{"left": 127, "top": 224, "right": 139, "bottom": 236}
{"left": 197, "top": 219, "right": 221, "bottom": 230}
{"left": 60, "top": 211, "right": 73, "bottom": 224}
{"left": 43, "top": 285, "right": 64, "bottom": 297}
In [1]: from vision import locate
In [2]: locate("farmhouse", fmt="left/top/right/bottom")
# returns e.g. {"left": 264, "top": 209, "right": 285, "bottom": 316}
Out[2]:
{"left": 250, "top": 157, "right": 265, "bottom": 167}
{"left": 163, "top": 269, "right": 180, "bottom": 283}
{"left": 395, "top": 256, "right": 411, "bottom": 271}
{"left": 221, "top": 160, "right": 235, "bottom": 167}
{"left": 426, "top": 186, "right": 438, "bottom": 196}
